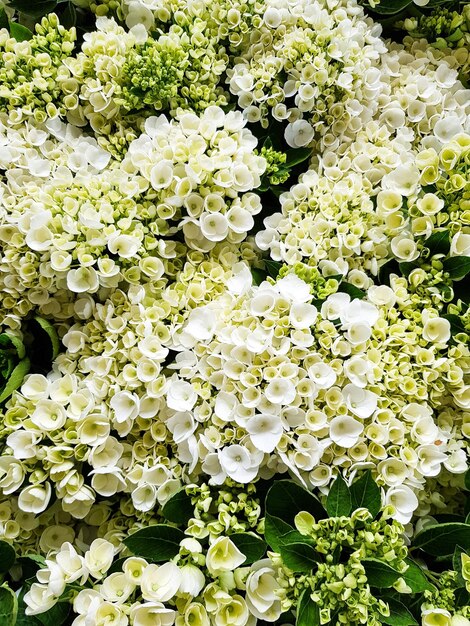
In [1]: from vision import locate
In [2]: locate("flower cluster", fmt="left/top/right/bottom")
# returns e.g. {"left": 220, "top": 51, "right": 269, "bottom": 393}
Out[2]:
{"left": 0, "top": 1, "right": 469, "bottom": 625}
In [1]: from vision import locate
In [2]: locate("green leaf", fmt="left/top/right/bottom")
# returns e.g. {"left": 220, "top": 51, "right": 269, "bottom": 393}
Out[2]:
{"left": 33, "top": 317, "right": 60, "bottom": 361}
{"left": 279, "top": 542, "right": 319, "bottom": 573}
{"left": 161, "top": 489, "right": 193, "bottom": 525}
{"left": 400, "top": 559, "right": 433, "bottom": 593}
{"left": 17, "top": 555, "right": 46, "bottom": 581}
{"left": 413, "top": 523, "right": 470, "bottom": 556}
{"left": 363, "top": 558, "right": 401, "bottom": 588}
{"left": 399, "top": 261, "right": 421, "bottom": 277}
{"left": 381, "top": 599, "right": 418, "bottom": 626}
{"left": 124, "top": 524, "right": 185, "bottom": 562}
{"left": 0, "top": 357, "right": 30, "bottom": 404}
{"left": 264, "top": 514, "right": 294, "bottom": 552}
{"left": 9, "top": 0, "right": 58, "bottom": 18}
{"left": 326, "top": 475, "right": 352, "bottom": 517}
{"left": 284, "top": 148, "right": 312, "bottom": 168}
{"left": 107, "top": 557, "right": 128, "bottom": 575}
{"left": 444, "top": 256, "right": 470, "bottom": 281}
{"left": 296, "top": 589, "right": 320, "bottom": 626}
{"left": 453, "top": 546, "right": 468, "bottom": 587}
{"left": 454, "top": 587, "right": 470, "bottom": 609}
{"left": 337, "top": 282, "right": 366, "bottom": 300}
{"left": 36, "top": 602, "right": 70, "bottom": 626}
{"left": 442, "top": 314, "right": 467, "bottom": 338}
{"left": 466, "top": 469, "right": 470, "bottom": 491}
{"left": 251, "top": 268, "right": 265, "bottom": 286}
{"left": 0, "top": 541, "right": 16, "bottom": 574}
{"left": 368, "top": 0, "right": 411, "bottom": 14}
{"left": 0, "top": 9, "right": 8, "bottom": 31}
{"left": 9, "top": 22, "right": 33, "bottom": 41}
{"left": 424, "top": 230, "right": 450, "bottom": 256}
{"left": 265, "top": 480, "right": 326, "bottom": 526}
{"left": 0, "top": 585, "right": 18, "bottom": 626}
{"left": 59, "top": 1, "right": 76, "bottom": 28}
{"left": 350, "top": 470, "right": 381, "bottom": 518}
{"left": 265, "top": 260, "right": 282, "bottom": 280}
{"left": 230, "top": 533, "right": 266, "bottom": 565}
{"left": 2, "top": 333, "right": 26, "bottom": 360}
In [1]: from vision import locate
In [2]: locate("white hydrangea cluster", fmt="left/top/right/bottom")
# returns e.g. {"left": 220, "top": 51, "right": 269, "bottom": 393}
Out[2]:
{"left": 162, "top": 271, "right": 468, "bottom": 523}
{"left": 0, "top": 115, "right": 112, "bottom": 330}
{"left": 227, "top": 0, "right": 386, "bottom": 146}
{"left": 25, "top": 534, "right": 257, "bottom": 626}
{"left": 124, "top": 107, "right": 266, "bottom": 250}
{"left": 1, "top": 245, "right": 260, "bottom": 518}
{"left": 318, "top": 40, "right": 470, "bottom": 185}
{"left": 256, "top": 171, "right": 395, "bottom": 277}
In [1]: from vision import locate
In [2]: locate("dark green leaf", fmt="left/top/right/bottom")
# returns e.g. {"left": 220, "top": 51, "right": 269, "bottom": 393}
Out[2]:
{"left": 466, "top": 469, "right": 470, "bottom": 491}
{"left": 2, "top": 333, "right": 26, "bottom": 360}
{"left": 265, "top": 480, "right": 326, "bottom": 526}
{"left": 230, "top": 533, "right": 266, "bottom": 565}
{"left": 0, "top": 541, "right": 16, "bottom": 574}
{"left": 279, "top": 542, "right": 319, "bottom": 573}
{"left": 413, "top": 523, "right": 470, "bottom": 556}
{"left": 454, "top": 587, "right": 470, "bottom": 609}
{"left": 453, "top": 546, "right": 468, "bottom": 587}
{"left": 161, "top": 489, "right": 193, "bottom": 525}
{"left": 399, "top": 261, "right": 421, "bottom": 277}
{"left": 284, "top": 148, "right": 312, "bottom": 168}
{"left": 400, "top": 559, "right": 433, "bottom": 593}
{"left": 296, "top": 589, "right": 319, "bottom": 626}
{"left": 251, "top": 268, "right": 266, "bottom": 286}
{"left": 381, "top": 599, "right": 418, "bottom": 626}
{"left": 264, "top": 514, "right": 294, "bottom": 552}
{"left": 363, "top": 558, "right": 401, "bottom": 588}
{"left": 265, "top": 260, "right": 282, "bottom": 280}
{"left": 0, "top": 9, "right": 8, "bottom": 31}
{"left": 17, "top": 555, "right": 46, "bottom": 581}
{"left": 368, "top": 0, "right": 411, "bottom": 14}
{"left": 326, "top": 475, "right": 352, "bottom": 517}
{"left": 107, "top": 557, "right": 128, "bottom": 575}
{"left": 0, "top": 357, "right": 30, "bottom": 403}
{"left": 350, "top": 470, "right": 381, "bottom": 518}
{"left": 124, "top": 524, "right": 185, "bottom": 562}
{"left": 444, "top": 256, "right": 470, "bottom": 281}
{"left": 33, "top": 317, "right": 60, "bottom": 361}
{"left": 36, "top": 602, "right": 70, "bottom": 626}
{"left": 442, "top": 314, "right": 467, "bottom": 338}
{"left": 337, "top": 282, "right": 366, "bottom": 300}
{"left": 424, "top": 230, "right": 450, "bottom": 256}
{"left": 9, "top": 0, "right": 58, "bottom": 18}
{"left": 0, "top": 586, "right": 18, "bottom": 626}
{"left": 9, "top": 22, "right": 33, "bottom": 41}
{"left": 59, "top": 1, "right": 76, "bottom": 28}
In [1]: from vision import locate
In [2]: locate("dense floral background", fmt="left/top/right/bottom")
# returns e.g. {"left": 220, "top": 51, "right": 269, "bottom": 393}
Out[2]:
{"left": 0, "top": 0, "right": 469, "bottom": 625}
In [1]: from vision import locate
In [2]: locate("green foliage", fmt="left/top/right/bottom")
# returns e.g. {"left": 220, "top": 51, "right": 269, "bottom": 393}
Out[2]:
{"left": 229, "top": 533, "right": 266, "bottom": 565}
{"left": 123, "top": 524, "right": 185, "bottom": 562}
{"left": 350, "top": 470, "right": 382, "bottom": 518}
{"left": 326, "top": 475, "right": 352, "bottom": 518}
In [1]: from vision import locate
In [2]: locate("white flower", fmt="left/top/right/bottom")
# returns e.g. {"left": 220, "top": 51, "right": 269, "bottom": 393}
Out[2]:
{"left": 107, "top": 233, "right": 141, "bottom": 258}
{"left": 265, "top": 378, "right": 296, "bottom": 405}
{"left": 343, "top": 384, "right": 378, "bottom": 419}
{"left": 422, "top": 316, "right": 451, "bottom": 344}
{"left": 246, "top": 413, "right": 283, "bottom": 453}
{"left": 289, "top": 302, "right": 318, "bottom": 329}
{"left": 307, "top": 362, "right": 336, "bottom": 389}
{"left": 24, "top": 584, "right": 57, "bottom": 616}
{"left": 218, "top": 445, "right": 259, "bottom": 483}
{"left": 166, "top": 379, "right": 198, "bottom": 412}
{"left": 131, "top": 603, "right": 176, "bottom": 626}
{"left": 178, "top": 564, "right": 205, "bottom": 597}
{"left": 110, "top": 391, "right": 140, "bottom": 423}
{"left": 166, "top": 412, "right": 196, "bottom": 444}
{"left": 245, "top": 559, "right": 283, "bottom": 622}
{"left": 67, "top": 267, "right": 99, "bottom": 293}
{"left": 84, "top": 538, "right": 115, "bottom": 579}
{"left": 285, "top": 120, "right": 315, "bottom": 148}
{"left": 141, "top": 562, "right": 181, "bottom": 602}
{"left": 385, "top": 485, "right": 418, "bottom": 524}
{"left": 206, "top": 537, "right": 246, "bottom": 575}
{"left": 31, "top": 400, "right": 67, "bottom": 432}
{"left": 276, "top": 274, "right": 311, "bottom": 302}
{"left": 450, "top": 232, "right": 470, "bottom": 257}
{"left": 18, "top": 482, "right": 52, "bottom": 514}
{"left": 329, "top": 416, "right": 363, "bottom": 448}
{"left": 422, "top": 608, "right": 452, "bottom": 626}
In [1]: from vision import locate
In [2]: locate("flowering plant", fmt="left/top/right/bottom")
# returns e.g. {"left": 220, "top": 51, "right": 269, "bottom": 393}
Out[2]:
{"left": 0, "top": 0, "right": 468, "bottom": 625}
